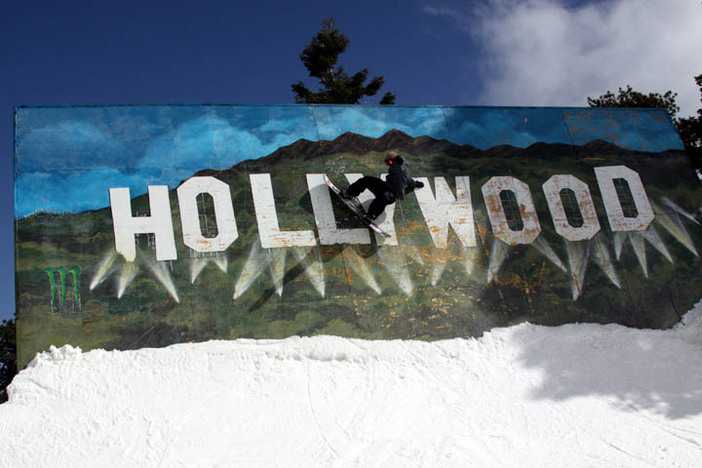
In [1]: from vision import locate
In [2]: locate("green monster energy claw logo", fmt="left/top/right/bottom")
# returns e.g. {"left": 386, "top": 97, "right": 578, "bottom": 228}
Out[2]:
{"left": 43, "top": 266, "right": 81, "bottom": 312}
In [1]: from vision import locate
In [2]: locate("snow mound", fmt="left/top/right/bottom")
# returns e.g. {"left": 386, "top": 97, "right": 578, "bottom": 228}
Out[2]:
{"left": 675, "top": 298, "right": 702, "bottom": 345}
{"left": 2, "top": 305, "right": 702, "bottom": 467}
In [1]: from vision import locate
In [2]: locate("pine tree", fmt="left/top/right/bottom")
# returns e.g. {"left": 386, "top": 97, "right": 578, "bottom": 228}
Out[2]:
{"left": 0, "top": 318, "right": 17, "bottom": 403}
{"left": 292, "top": 18, "right": 395, "bottom": 105}
{"left": 587, "top": 85, "right": 680, "bottom": 120}
{"left": 677, "top": 75, "right": 702, "bottom": 149}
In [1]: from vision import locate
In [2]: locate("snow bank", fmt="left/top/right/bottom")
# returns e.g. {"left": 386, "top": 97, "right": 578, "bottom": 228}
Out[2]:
{"left": 2, "top": 302, "right": 702, "bottom": 467}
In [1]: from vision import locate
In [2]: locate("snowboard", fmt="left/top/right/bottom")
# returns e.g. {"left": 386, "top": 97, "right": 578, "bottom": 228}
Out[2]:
{"left": 323, "top": 174, "right": 391, "bottom": 238}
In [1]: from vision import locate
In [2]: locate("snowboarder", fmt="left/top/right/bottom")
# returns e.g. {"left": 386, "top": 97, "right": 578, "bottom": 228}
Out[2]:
{"left": 340, "top": 151, "right": 424, "bottom": 223}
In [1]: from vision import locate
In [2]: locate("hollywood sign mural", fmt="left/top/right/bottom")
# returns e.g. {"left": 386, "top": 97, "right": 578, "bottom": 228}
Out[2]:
{"left": 112, "top": 167, "right": 652, "bottom": 255}
{"left": 14, "top": 105, "right": 702, "bottom": 366}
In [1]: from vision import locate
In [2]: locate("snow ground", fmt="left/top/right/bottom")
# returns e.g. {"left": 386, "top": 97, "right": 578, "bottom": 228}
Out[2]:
{"left": 1, "top": 302, "right": 702, "bottom": 468}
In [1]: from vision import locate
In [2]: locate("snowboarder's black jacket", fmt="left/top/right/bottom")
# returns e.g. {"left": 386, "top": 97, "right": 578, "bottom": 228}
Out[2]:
{"left": 386, "top": 155, "right": 419, "bottom": 200}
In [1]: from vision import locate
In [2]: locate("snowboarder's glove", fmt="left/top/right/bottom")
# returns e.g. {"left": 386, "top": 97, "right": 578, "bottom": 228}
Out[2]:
{"left": 414, "top": 181, "right": 424, "bottom": 189}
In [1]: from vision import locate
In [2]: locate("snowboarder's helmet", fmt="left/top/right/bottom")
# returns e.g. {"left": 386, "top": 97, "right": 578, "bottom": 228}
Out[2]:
{"left": 385, "top": 151, "right": 397, "bottom": 164}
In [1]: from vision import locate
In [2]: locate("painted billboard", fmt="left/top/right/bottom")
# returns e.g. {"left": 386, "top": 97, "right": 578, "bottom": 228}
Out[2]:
{"left": 14, "top": 105, "right": 702, "bottom": 367}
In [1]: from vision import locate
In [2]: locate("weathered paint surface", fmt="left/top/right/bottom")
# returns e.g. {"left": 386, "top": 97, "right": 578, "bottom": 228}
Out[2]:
{"left": 13, "top": 104, "right": 702, "bottom": 367}
{"left": 177, "top": 176, "right": 238, "bottom": 253}
{"left": 594, "top": 166, "right": 654, "bottom": 232}
{"left": 109, "top": 186, "right": 176, "bottom": 262}
{"left": 481, "top": 176, "right": 541, "bottom": 245}
{"left": 415, "top": 177, "right": 475, "bottom": 249}
{"left": 542, "top": 175, "right": 600, "bottom": 241}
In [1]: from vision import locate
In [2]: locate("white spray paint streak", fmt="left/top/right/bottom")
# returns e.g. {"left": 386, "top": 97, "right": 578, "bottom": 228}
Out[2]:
{"left": 233, "top": 241, "right": 266, "bottom": 300}
{"left": 213, "top": 253, "right": 228, "bottom": 273}
{"left": 613, "top": 231, "right": 627, "bottom": 260}
{"left": 90, "top": 251, "right": 118, "bottom": 290}
{"left": 190, "top": 254, "right": 229, "bottom": 284}
{"left": 431, "top": 262, "right": 447, "bottom": 287}
{"left": 342, "top": 247, "right": 381, "bottom": 295}
{"left": 566, "top": 241, "right": 588, "bottom": 301}
{"left": 533, "top": 237, "right": 567, "bottom": 272}
{"left": 589, "top": 233, "right": 620, "bottom": 288}
{"left": 117, "top": 262, "right": 139, "bottom": 299}
{"left": 641, "top": 225, "right": 673, "bottom": 263}
{"left": 429, "top": 249, "right": 455, "bottom": 286}
{"left": 487, "top": 239, "right": 510, "bottom": 284}
{"left": 190, "top": 258, "right": 208, "bottom": 284}
{"left": 653, "top": 202, "right": 699, "bottom": 256}
{"left": 462, "top": 247, "right": 480, "bottom": 277}
{"left": 269, "top": 248, "right": 287, "bottom": 297}
{"left": 145, "top": 260, "right": 180, "bottom": 303}
{"left": 629, "top": 233, "right": 648, "bottom": 277}
{"left": 405, "top": 246, "right": 425, "bottom": 266}
{"left": 661, "top": 196, "right": 700, "bottom": 225}
{"left": 377, "top": 247, "right": 413, "bottom": 296}
{"left": 291, "top": 247, "right": 325, "bottom": 298}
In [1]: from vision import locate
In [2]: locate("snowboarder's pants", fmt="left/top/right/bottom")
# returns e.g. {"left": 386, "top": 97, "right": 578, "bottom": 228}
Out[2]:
{"left": 347, "top": 176, "right": 397, "bottom": 219}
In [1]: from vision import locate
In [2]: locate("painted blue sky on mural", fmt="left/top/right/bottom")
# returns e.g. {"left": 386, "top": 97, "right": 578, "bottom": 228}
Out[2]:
{"left": 15, "top": 105, "right": 682, "bottom": 218}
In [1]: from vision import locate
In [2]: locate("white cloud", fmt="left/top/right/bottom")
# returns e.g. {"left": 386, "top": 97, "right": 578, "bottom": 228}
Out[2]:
{"left": 424, "top": 0, "right": 702, "bottom": 117}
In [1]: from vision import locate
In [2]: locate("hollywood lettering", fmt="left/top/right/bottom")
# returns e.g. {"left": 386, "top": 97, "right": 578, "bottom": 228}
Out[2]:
{"left": 109, "top": 165, "right": 653, "bottom": 262}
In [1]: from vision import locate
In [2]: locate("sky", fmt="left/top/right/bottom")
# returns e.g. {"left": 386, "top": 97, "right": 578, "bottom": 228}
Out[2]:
{"left": 1, "top": 301, "right": 701, "bottom": 466}
{"left": 2, "top": 0, "right": 701, "bottom": 321}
